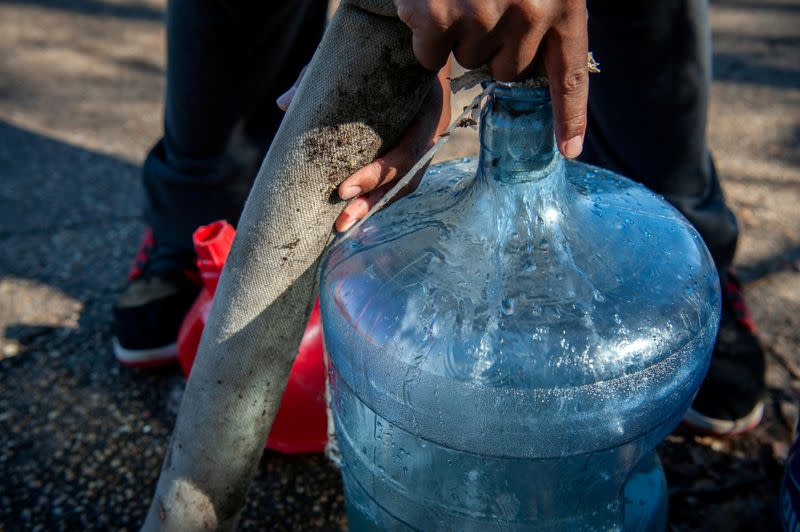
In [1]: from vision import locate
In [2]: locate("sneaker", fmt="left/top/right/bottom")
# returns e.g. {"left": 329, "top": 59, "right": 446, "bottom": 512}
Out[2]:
{"left": 683, "top": 270, "right": 766, "bottom": 435}
{"left": 112, "top": 228, "right": 201, "bottom": 367}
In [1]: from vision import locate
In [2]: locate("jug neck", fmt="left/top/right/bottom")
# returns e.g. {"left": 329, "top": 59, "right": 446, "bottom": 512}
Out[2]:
{"left": 478, "top": 84, "right": 562, "bottom": 184}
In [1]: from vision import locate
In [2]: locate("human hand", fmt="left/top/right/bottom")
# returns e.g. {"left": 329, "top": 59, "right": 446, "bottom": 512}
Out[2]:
{"left": 333, "top": 66, "right": 450, "bottom": 232}
{"left": 277, "top": 64, "right": 451, "bottom": 232}
{"left": 395, "top": 0, "right": 589, "bottom": 159}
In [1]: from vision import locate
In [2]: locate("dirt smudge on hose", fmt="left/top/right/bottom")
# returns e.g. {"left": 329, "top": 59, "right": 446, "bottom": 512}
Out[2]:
{"left": 300, "top": 40, "right": 436, "bottom": 202}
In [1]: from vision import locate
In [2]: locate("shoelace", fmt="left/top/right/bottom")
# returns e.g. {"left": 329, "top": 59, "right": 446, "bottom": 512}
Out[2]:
{"left": 127, "top": 228, "right": 201, "bottom": 286}
{"left": 724, "top": 271, "right": 757, "bottom": 334}
{"left": 129, "top": 228, "right": 155, "bottom": 281}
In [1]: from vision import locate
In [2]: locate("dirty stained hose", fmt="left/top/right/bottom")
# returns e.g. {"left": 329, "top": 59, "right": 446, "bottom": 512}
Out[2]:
{"left": 142, "top": 1, "right": 436, "bottom": 530}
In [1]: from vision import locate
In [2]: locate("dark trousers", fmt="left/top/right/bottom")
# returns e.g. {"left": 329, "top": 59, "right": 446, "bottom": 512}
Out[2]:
{"left": 141, "top": 0, "right": 328, "bottom": 262}
{"left": 581, "top": 0, "right": 738, "bottom": 274}
{"left": 143, "top": 0, "right": 738, "bottom": 274}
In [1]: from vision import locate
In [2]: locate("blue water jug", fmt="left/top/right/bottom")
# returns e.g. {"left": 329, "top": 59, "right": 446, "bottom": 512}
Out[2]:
{"left": 319, "top": 83, "right": 721, "bottom": 530}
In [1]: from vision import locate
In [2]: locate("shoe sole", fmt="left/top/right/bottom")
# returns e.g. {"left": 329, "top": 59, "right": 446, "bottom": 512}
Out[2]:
{"left": 682, "top": 400, "right": 765, "bottom": 436}
{"left": 113, "top": 337, "right": 178, "bottom": 368}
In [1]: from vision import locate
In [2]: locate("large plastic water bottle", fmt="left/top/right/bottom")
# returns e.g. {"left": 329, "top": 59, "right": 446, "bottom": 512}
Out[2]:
{"left": 319, "top": 83, "right": 721, "bottom": 530}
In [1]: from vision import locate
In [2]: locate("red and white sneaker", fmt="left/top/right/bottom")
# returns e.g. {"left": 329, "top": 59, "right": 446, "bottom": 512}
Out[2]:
{"left": 112, "top": 228, "right": 201, "bottom": 367}
{"left": 683, "top": 271, "right": 766, "bottom": 436}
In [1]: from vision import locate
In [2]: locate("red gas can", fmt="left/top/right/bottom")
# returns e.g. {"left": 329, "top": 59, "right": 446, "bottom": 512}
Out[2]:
{"left": 177, "top": 220, "right": 328, "bottom": 454}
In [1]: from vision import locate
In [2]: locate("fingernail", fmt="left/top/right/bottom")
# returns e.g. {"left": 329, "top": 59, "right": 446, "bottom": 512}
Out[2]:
{"left": 340, "top": 186, "right": 361, "bottom": 200}
{"left": 563, "top": 135, "right": 584, "bottom": 159}
{"left": 337, "top": 215, "right": 356, "bottom": 233}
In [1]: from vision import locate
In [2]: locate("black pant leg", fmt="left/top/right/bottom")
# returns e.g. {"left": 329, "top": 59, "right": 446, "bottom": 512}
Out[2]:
{"left": 142, "top": 0, "right": 327, "bottom": 254}
{"left": 581, "top": 0, "right": 739, "bottom": 274}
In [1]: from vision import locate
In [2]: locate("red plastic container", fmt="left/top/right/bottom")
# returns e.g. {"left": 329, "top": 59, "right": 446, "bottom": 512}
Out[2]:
{"left": 177, "top": 220, "right": 328, "bottom": 454}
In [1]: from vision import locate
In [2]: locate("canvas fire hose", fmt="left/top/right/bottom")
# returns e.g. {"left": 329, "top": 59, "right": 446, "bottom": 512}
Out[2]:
{"left": 142, "top": 1, "right": 437, "bottom": 529}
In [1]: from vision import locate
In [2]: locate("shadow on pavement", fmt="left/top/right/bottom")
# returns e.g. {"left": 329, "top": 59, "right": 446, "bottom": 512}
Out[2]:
{"left": 714, "top": 51, "right": 800, "bottom": 90}
{"left": 0, "top": 119, "right": 146, "bottom": 356}
{"left": 0, "top": 120, "right": 346, "bottom": 529}
{"left": 662, "top": 426, "right": 784, "bottom": 531}
{"left": 1, "top": 0, "right": 163, "bottom": 22}
{"left": 0, "top": 121, "right": 142, "bottom": 239}
{"left": 737, "top": 244, "right": 800, "bottom": 283}
{"left": 713, "top": 0, "right": 800, "bottom": 14}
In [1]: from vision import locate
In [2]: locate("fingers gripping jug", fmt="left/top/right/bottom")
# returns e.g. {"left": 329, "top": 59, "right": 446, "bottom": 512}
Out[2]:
{"left": 319, "top": 84, "right": 721, "bottom": 530}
